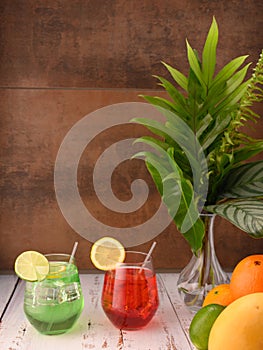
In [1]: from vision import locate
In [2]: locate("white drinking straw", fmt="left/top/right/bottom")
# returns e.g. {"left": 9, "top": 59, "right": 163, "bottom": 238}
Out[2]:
{"left": 69, "top": 241, "right": 78, "bottom": 264}
{"left": 140, "top": 241, "right": 157, "bottom": 272}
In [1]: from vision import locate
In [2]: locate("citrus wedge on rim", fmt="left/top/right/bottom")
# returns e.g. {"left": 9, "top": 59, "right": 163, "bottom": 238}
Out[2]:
{"left": 90, "top": 237, "right": 125, "bottom": 271}
{"left": 14, "top": 251, "right": 49, "bottom": 281}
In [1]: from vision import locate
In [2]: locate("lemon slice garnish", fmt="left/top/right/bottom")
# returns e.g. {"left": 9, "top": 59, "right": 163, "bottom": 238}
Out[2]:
{"left": 90, "top": 237, "right": 125, "bottom": 271}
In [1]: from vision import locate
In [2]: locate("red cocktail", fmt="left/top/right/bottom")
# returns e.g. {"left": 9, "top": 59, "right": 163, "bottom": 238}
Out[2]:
{"left": 101, "top": 251, "right": 159, "bottom": 330}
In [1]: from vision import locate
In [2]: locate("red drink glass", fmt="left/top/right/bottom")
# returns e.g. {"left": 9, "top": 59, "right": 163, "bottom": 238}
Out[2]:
{"left": 101, "top": 251, "right": 159, "bottom": 330}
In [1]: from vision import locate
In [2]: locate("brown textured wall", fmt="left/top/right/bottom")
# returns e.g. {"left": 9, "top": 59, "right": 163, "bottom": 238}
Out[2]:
{"left": 0, "top": 0, "right": 262, "bottom": 272}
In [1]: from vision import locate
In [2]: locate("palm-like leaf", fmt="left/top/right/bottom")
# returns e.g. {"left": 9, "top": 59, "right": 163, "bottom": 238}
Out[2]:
{"left": 202, "top": 17, "right": 218, "bottom": 87}
{"left": 132, "top": 18, "right": 263, "bottom": 251}
{"left": 162, "top": 61, "right": 188, "bottom": 92}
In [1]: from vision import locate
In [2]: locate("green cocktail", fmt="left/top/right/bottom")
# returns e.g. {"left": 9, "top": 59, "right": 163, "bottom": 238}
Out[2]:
{"left": 24, "top": 254, "right": 84, "bottom": 335}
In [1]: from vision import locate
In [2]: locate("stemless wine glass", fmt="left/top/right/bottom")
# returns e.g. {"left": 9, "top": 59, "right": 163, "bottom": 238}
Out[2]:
{"left": 23, "top": 253, "right": 84, "bottom": 335}
{"left": 101, "top": 251, "right": 159, "bottom": 330}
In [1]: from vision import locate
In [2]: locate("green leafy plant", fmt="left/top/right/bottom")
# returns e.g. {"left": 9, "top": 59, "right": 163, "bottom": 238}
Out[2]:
{"left": 132, "top": 17, "right": 263, "bottom": 254}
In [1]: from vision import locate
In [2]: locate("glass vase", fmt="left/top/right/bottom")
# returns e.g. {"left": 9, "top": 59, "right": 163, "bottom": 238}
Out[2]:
{"left": 177, "top": 214, "right": 230, "bottom": 312}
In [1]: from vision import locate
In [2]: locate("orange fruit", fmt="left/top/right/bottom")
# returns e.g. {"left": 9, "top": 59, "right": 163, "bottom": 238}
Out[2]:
{"left": 230, "top": 254, "right": 263, "bottom": 301}
{"left": 203, "top": 284, "right": 233, "bottom": 307}
{"left": 208, "top": 292, "right": 263, "bottom": 350}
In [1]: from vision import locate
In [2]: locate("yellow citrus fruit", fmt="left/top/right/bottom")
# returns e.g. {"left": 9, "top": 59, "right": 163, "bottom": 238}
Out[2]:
{"left": 203, "top": 284, "right": 233, "bottom": 307}
{"left": 189, "top": 304, "right": 225, "bottom": 350}
{"left": 14, "top": 251, "right": 49, "bottom": 281}
{"left": 208, "top": 292, "right": 263, "bottom": 350}
{"left": 90, "top": 237, "right": 125, "bottom": 271}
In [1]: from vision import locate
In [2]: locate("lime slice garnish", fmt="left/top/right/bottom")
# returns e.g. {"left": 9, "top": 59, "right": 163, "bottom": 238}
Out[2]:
{"left": 14, "top": 251, "right": 49, "bottom": 281}
{"left": 90, "top": 237, "right": 125, "bottom": 271}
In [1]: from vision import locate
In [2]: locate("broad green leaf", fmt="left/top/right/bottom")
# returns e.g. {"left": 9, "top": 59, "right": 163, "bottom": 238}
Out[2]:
{"left": 213, "top": 81, "right": 249, "bottom": 115}
{"left": 163, "top": 171, "right": 205, "bottom": 253}
{"left": 132, "top": 137, "right": 180, "bottom": 179}
{"left": 131, "top": 116, "right": 170, "bottom": 139}
{"left": 135, "top": 136, "right": 169, "bottom": 151}
{"left": 233, "top": 141, "right": 263, "bottom": 164}
{"left": 154, "top": 75, "right": 187, "bottom": 107}
{"left": 186, "top": 40, "right": 206, "bottom": 91}
{"left": 205, "top": 68, "right": 250, "bottom": 117}
{"left": 132, "top": 114, "right": 202, "bottom": 170}
{"left": 154, "top": 75, "right": 190, "bottom": 121}
{"left": 201, "top": 113, "right": 231, "bottom": 151}
{"left": 165, "top": 120, "right": 203, "bottom": 171}
{"left": 202, "top": 17, "right": 218, "bottom": 87}
{"left": 162, "top": 61, "right": 188, "bottom": 91}
{"left": 225, "top": 64, "right": 251, "bottom": 94}
{"left": 187, "top": 67, "right": 204, "bottom": 106}
{"left": 140, "top": 95, "right": 176, "bottom": 113}
{"left": 132, "top": 142, "right": 170, "bottom": 196}
{"left": 132, "top": 117, "right": 191, "bottom": 168}
{"left": 133, "top": 140, "right": 206, "bottom": 253}
{"left": 161, "top": 109, "right": 209, "bottom": 199}
{"left": 196, "top": 113, "right": 213, "bottom": 139}
{"left": 182, "top": 218, "right": 205, "bottom": 254}
{"left": 209, "top": 65, "right": 250, "bottom": 110}
{"left": 222, "top": 161, "right": 263, "bottom": 198}
{"left": 209, "top": 55, "right": 249, "bottom": 93}
{"left": 134, "top": 136, "right": 170, "bottom": 157}
{"left": 133, "top": 148, "right": 184, "bottom": 229}
{"left": 132, "top": 150, "right": 172, "bottom": 180}
{"left": 146, "top": 161, "right": 163, "bottom": 195}
{"left": 206, "top": 199, "right": 263, "bottom": 238}
{"left": 133, "top": 134, "right": 191, "bottom": 178}
{"left": 150, "top": 96, "right": 180, "bottom": 112}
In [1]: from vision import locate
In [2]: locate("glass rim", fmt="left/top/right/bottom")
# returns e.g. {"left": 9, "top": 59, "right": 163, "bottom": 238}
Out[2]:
{"left": 44, "top": 253, "right": 75, "bottom": 264}
{"left": 115, "top": 250, "right": 153, "bottom": 267}
{"left": 125, "top": 250, "right": 150, "bottom": 256}
{"left": 42, "top": 253, "right": 78, "bottom": 278}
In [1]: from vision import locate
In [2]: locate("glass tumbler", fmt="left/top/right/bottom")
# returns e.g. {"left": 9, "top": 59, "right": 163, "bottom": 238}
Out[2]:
{"left": 101, "top": 251, "right": 159, "bottom": 330}
{"left": 23, "top": 253, "right": 84, "bottom": 335}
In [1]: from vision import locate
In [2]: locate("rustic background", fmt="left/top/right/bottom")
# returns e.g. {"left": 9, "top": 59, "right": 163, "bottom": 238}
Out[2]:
{"left": 1, "top": 0, "right": 262, "bottom": 272}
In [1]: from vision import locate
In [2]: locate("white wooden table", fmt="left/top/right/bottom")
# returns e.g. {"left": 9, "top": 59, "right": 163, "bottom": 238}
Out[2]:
{"left": 0, "top": 273, "right": 195, "bottom": 350}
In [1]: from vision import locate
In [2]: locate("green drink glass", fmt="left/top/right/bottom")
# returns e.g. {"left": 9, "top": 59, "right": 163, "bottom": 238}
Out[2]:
{"left": 23, "top": 253, "right": 84, "bottom": 335}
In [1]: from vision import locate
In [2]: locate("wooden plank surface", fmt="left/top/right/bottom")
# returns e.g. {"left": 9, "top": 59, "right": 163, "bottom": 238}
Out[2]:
{"left": 160, "top": 274, "right": 194, "bottom": 348}
{"left": 0, "top": 274, "right": 18, "bottom": 316}
{"left": 0, "top": 274, "right": 194, "bottom": 350}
